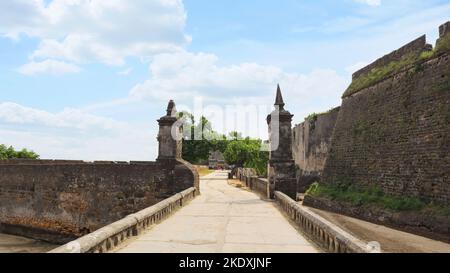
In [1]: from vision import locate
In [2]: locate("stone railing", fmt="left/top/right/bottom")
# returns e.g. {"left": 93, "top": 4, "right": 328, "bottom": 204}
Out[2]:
{"left": 235, "top": 168, "right": 257, "bottom": 182}
{"left": 49, "top": 187, "right": 198, "bottom": 253}
{"left": 233, "top": 168, "right": 370, "bottom": 253}
{"left": 249, "top": 177, "right": 270, "bottom": 198}
{"left": 235, "top": 168, "right": 269, "bottom": 197}
{"left": 274, "top": 191, "right": 371, "bottom": 253}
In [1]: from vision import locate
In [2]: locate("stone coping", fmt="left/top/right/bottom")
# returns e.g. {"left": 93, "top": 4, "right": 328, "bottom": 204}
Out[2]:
{"left": 0, "top": 159, "right": 160, "bottom": 165}
{"left": 274, "top": 191, "right": 372, "bottom": 253}
{"left": 234, "top": 167, "right": 269, "bottom": 198}
{"left": 231, "top": 168, "right": 371, "bottom": 253}
{"left": 48, "top": 187, "right": 197, "bottom": 253}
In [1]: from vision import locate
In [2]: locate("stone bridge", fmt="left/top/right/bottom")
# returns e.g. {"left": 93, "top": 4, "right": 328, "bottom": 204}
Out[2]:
{"left": 115, "top": 171, "right": 318, "bottom": 253}
{"left": 50, "top": 170, "right": 374, "bottom": 253}
{"left": 47, "top": 167, "right": 450, "bottom": 253}
{"left": 48, "top": 90, "right": 372, "bottom": 254}
{"left": 3, "top": 84, "right": 449, "bottom": 253}
{"left": 3, "top": 26, "right": 450, "bottom": 253}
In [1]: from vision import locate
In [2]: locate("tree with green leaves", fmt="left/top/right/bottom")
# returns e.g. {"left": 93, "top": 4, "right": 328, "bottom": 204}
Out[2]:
{"left": 0, "top": 144, "right": 40, "bottom": 160}
{"left": 223, "top": 138, "right": 268, "bottom": 176}
{"left": 177, "top": 112, "right": 215, "bottom": 164}
{"left": 228, "top": 131, "right": 243, "bottom": 141}
{"left": 176, "top": 112, "right": 269, "bottom": 176}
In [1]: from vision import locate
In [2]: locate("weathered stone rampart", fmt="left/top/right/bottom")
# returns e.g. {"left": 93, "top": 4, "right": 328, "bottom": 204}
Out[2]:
{"left": 0, "top": 100, "right": 199, "bottom": 244}
{"left": 0, "top": 159, "right": 197, "bottom": 243}
{"left": 294, "top": 22, "right": 449, "bottom": 240}
{"left": 352, "top": 35, "right": 431, "bottom": 80}
{"left": 322, "top": 37, "right": 450, "bottom": 206}
{"left": 292, "top": 107, "right": 340, "bottom": 192}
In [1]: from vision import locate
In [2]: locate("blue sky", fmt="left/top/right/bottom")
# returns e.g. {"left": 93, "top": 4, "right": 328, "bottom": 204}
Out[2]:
{"left": 0, "top": 0, "right": 449, "bottom": 160}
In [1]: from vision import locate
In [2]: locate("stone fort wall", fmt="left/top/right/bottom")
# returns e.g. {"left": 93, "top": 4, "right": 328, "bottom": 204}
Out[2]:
{"left": 0, "top": 101, "right": 199, "bottom": 244}
{"left": 292, "top": 107, "right": 340, "bottom": 192}
{"left": 292, "top": 22, "right": 450, "bottom": 240}
{"left": 321, "top": 23, "right": 450, "bottom": 206}
{"left": 0, "top": 159, "right": 197, "bottom": 244}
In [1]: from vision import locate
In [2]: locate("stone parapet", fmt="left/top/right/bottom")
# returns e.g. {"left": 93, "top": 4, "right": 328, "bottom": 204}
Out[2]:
{"left": 0, "top": 100, "right": 199, "bottom": 243}
{"left": 274, "top": 191, "right": 371, "bottom": 253}
{"left": 48, "top": 187, "right": 198, "bottom": 253}
{"left": 352, "top": 35, "right": 429, "bottom": 80}
{"left": 235, "top": 167, "right": 269, "bottom": 198}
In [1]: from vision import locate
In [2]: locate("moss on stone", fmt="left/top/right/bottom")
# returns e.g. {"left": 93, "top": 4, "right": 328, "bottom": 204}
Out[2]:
{"left": 435, "top": 33, "right": 450, "bottom": 54}
{"left": 306, "top": 182, "right": 450, "bottom": 216}
{"left": 304, "top": 113, "right": 318, "bottom": 122}
{"left": 419, "top": 50, "right": 434, "bottom": 60}
{"left": 343, "top": 34, "right": 450, "bottom": 99}
{"left": 304, "top": 113, "right": 319, "bottom": 131}
{"left": 343, "top": 52, "right": 421, "bottom": 98}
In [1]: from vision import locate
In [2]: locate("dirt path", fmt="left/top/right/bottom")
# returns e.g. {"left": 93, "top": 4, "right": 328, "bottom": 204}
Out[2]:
{"left": 308, "top": 207, "right": 450, "bottom": 253}
{"left": 0, "top": 233, "right": 58, "bottom": 253}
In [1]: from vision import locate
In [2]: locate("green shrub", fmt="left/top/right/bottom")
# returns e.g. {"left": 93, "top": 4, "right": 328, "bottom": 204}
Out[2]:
{"left": 419, "top": 50, "right": 434, "bottom": 60}
{"left": 306, "top": 182, "right": 320, "bottom": 195}
{"left": 305, "top": 182, "right": 436, "bottom": 213}
{"left": 0, "top": 144, "right": 39, "bottom": 160}
{"left": 435, "top": 33, "right": 450, "bottom": 54}
{"left": 305, "top": 113, "right": 318, "bottom": 122}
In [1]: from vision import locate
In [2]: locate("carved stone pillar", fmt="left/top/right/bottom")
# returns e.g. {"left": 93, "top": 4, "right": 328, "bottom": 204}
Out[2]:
{"left": 267, "top": 85, "right": 297, "bottom": 199}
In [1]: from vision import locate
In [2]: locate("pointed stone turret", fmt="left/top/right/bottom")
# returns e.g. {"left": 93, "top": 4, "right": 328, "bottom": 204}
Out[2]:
{"left": 274, "top": 84, "right": 285, "bottom": 110}
{"left": 266, "top": 85, "right": 297, "bottom": 199}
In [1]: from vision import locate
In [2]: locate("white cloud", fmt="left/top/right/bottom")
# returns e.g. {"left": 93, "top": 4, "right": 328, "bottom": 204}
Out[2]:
{"left": 1, "top": 51, "right": 350, "bottom": 159}
{"left": 131, "top": 51, "right": 284, "bottom": 101}
{"left": 118, "top": 67, "right": 133, "bottom": 76}
{"left": 0, "top": 102, "right": 123, "bottom": 131}
{"left": 130, "top": 51, "right": 349, "bottom": 124}
{"left": 17, "top": 59, "right": 81, "bottom": 75}
{"left": 354, "top": 0, "right": 381, "bottom": 6}
{"left": 0, "top": 102, "right": 157, "bottom": 160}
{"left": 0, "top": 0, "right": 189, "bottom": 66}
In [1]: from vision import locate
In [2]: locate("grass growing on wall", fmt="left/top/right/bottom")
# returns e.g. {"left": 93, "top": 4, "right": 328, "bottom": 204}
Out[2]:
{"left": 304, "top": 107, "right": 338, "bottom": 122}
{"left": 343, "top": 34, "right": 450, "bottom": 98}
{"left": 303, "top": 108, "right": 339, "bottom": 131}
{"left": 306, "top": 182, "right": 450, "bottom": 215}
{"left": 343, "top": 52, "right": 422, "bottom": 98}
{"left": 305, "top": 113, "right": 319, "bottom": 130}
{"left": 435, "top": 33, "right": 450, "bottom": 54}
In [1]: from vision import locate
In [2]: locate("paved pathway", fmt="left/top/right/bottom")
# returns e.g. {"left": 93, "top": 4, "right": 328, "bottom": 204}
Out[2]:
{"left": 116, "top": 171, "right": 319, "bottom": 253}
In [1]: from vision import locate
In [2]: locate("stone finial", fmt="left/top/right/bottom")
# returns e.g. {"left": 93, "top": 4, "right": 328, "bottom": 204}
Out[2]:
{"left": 158, "top": 100, "right": 182, "bottom": 161}
{"left": 274, "top": 84, "right": 285, "bottom": 109}
{"left": 166, "top": 100, "right": 176, "bottom": 117}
